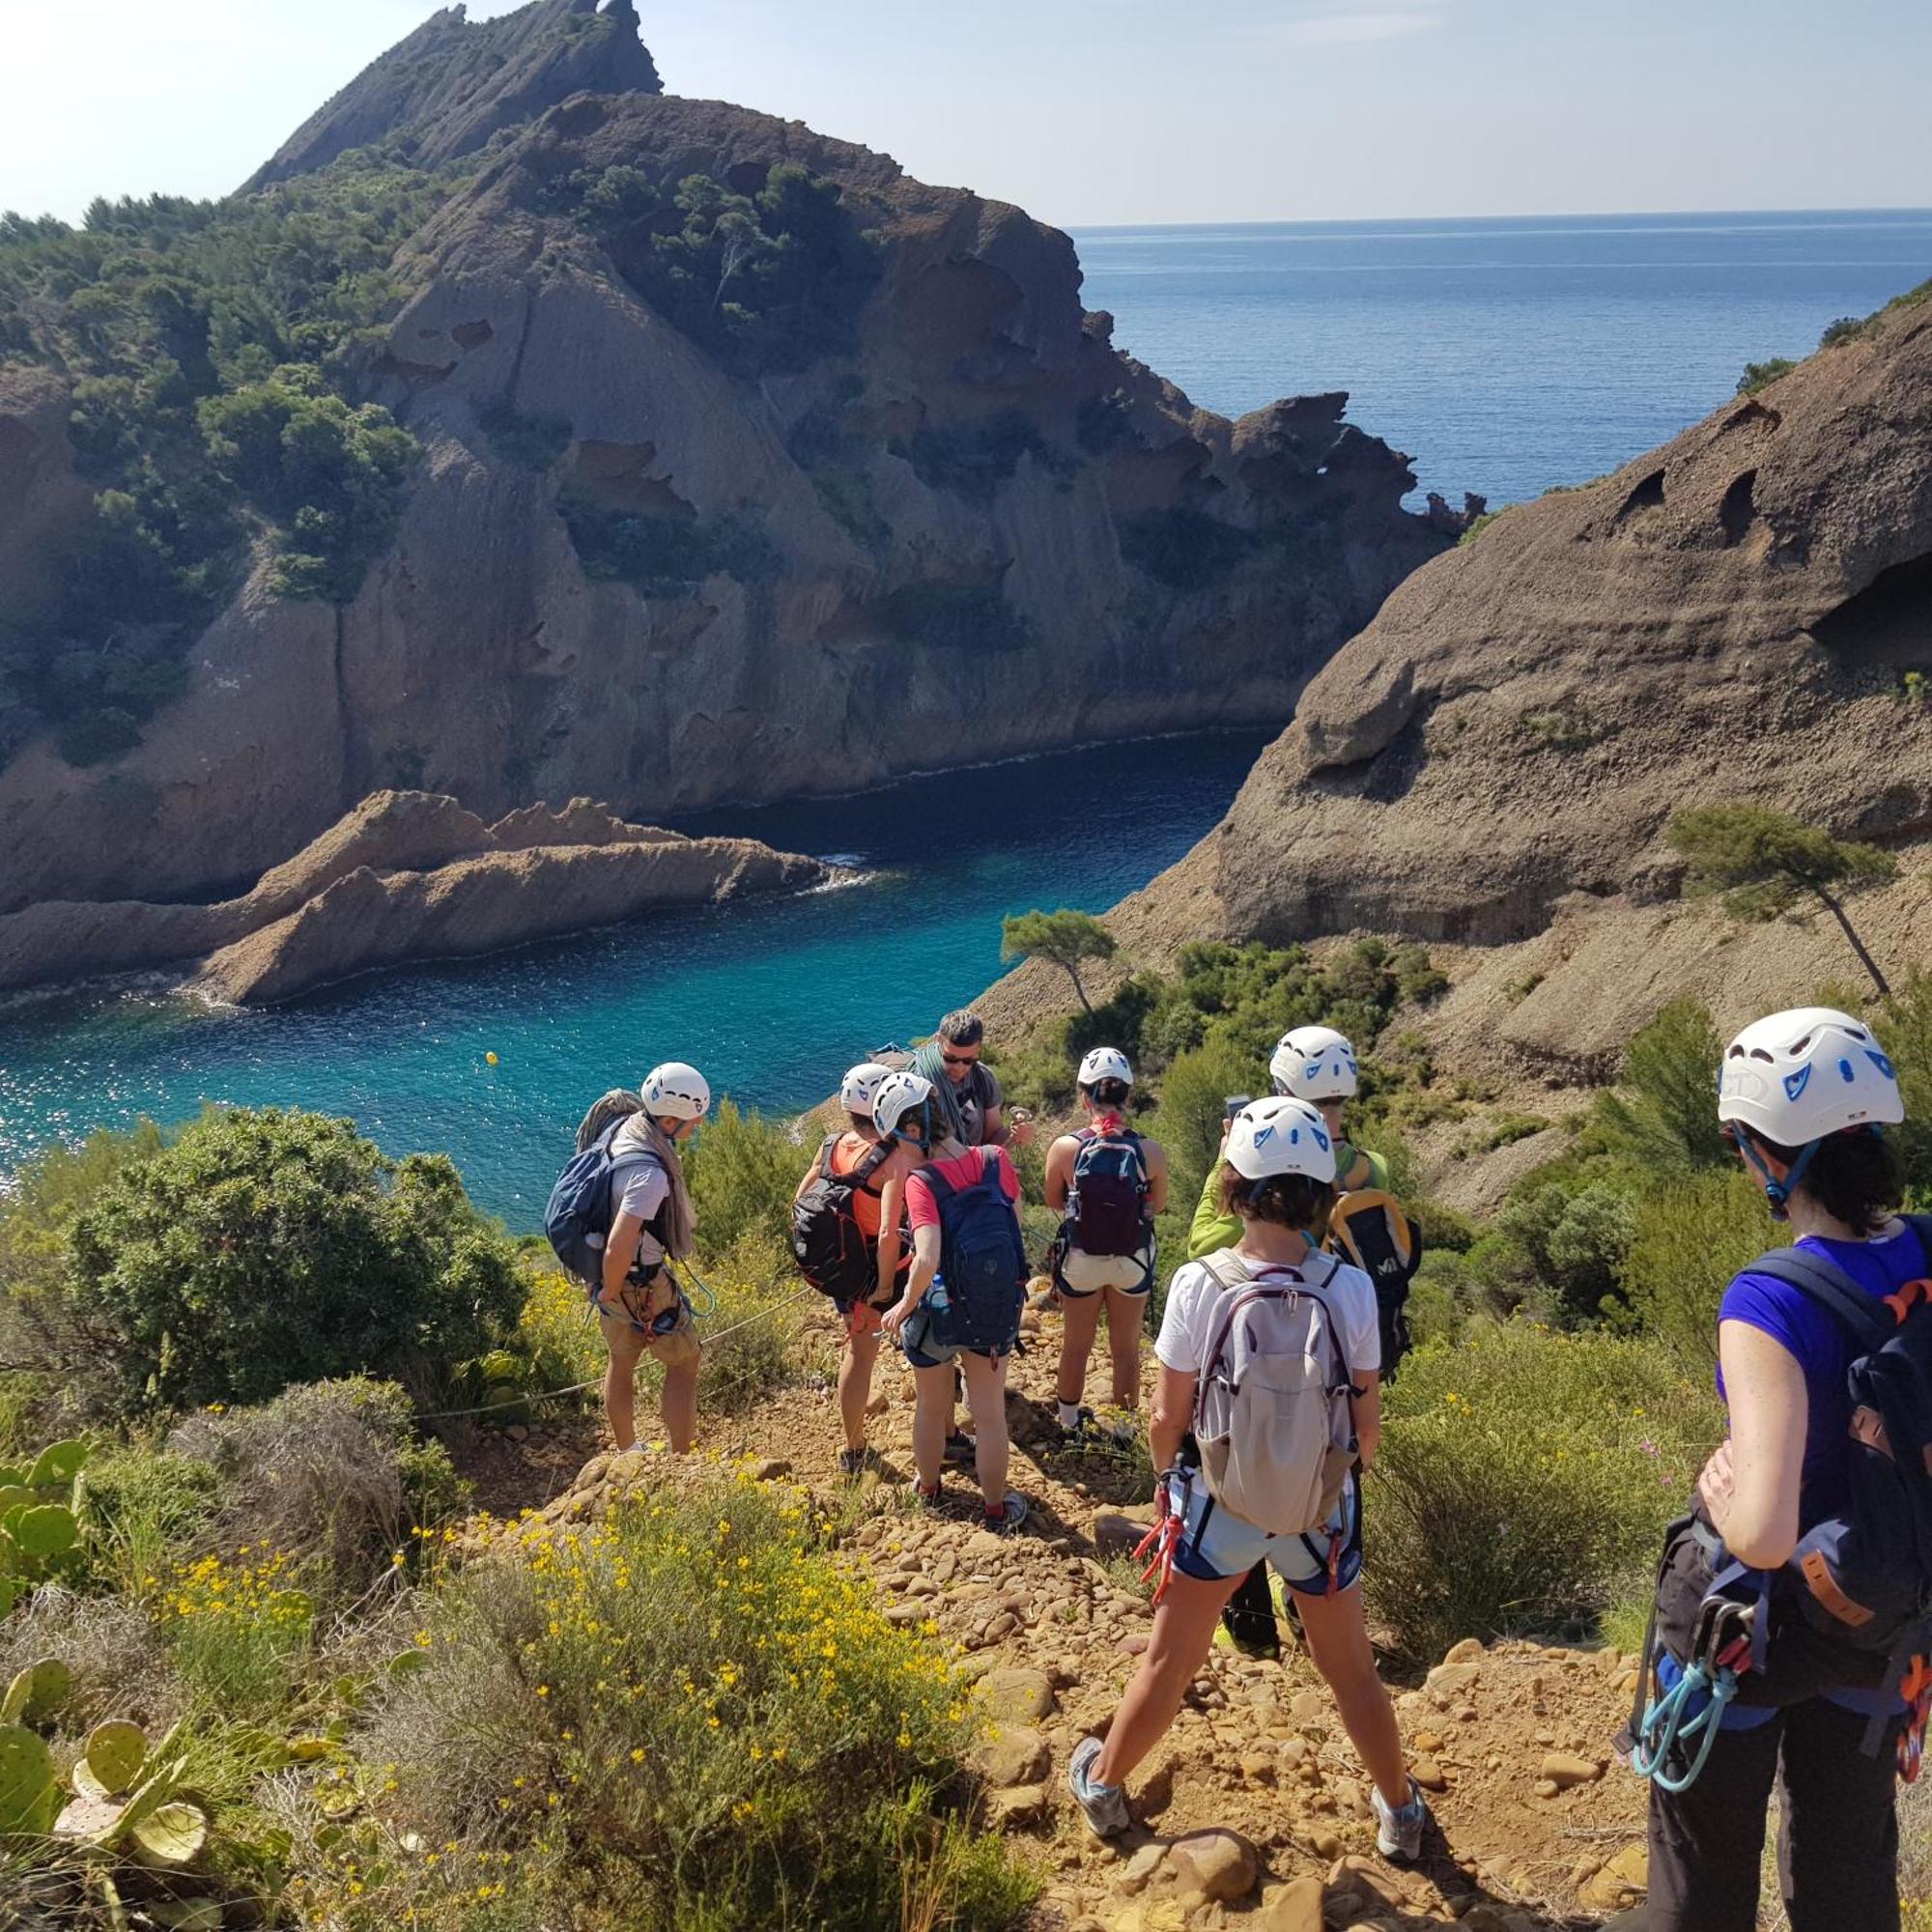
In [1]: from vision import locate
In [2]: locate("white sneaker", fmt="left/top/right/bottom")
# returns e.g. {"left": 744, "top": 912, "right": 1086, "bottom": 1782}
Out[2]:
{"left": 1067, "top": 1736, "right": 1130, "bottom": 1837}
{"left": 1372, "top": 1777, "right": 1429, "bottom": 1862}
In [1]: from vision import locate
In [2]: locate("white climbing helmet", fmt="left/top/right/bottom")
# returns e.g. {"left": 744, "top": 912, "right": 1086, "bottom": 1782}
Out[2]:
{"left": 640, "top": 1061, "right": 711, "bottom": 1122}
{"left": 1077, "top": 1046, "right": 1133, "bottom": 1091}
{"left": 871, "top": 1071, "right": 937, "bottom": 1143}
{"left": 839, "top": 1061, "right": 895, "bottom": 1116}
{"left": 1269, "top": 1025, "right": 1359, "bottom": 1102}
{"left": 1225, "top": 1096, "right": 1337, "bottom": 1185}
{"left": 1718, "top": 1008, "right": 1903, "bottom": 1148}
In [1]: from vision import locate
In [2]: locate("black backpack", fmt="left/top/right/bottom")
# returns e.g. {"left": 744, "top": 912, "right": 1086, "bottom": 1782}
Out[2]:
{"left": 1635, "top": 1215, "right": 1932, "bottom": 1756}
{"left": 791, "top": 1135, "right": 895, "bottom": 1303}
{"left": 1066, "top": 1127, "right": 1151, "bottom": 1259}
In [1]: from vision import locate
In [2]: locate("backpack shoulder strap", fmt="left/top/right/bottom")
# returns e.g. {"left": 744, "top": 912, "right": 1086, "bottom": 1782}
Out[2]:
{"left": 854, "top": 1138, "right": 895, "bottom": 1189}
{"left": 1748, "top": 1248, "right": 1895, "bottom": 1354}
{"left": 816, "top": 1133, "right": 840, "bottom": 1182}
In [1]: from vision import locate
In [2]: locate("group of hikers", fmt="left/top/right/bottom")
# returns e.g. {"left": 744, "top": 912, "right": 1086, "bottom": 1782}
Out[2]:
{"left": 547, "top": 1001, "right": 1931, "bottom": 1930}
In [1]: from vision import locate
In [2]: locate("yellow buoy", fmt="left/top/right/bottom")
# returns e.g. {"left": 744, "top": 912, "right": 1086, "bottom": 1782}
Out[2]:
{"left": 485, "top": 1051, "right": 499, "bottom": 1066}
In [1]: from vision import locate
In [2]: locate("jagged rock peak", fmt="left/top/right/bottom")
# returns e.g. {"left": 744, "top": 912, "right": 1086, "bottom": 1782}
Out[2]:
{"left": 243, "top": 0, "right": 664, "bottom": 191}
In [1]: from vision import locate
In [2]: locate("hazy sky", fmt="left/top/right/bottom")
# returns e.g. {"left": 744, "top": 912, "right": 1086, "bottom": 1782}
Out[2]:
{"left": 4, "top": 0, "right": 1928, "bottom": 228}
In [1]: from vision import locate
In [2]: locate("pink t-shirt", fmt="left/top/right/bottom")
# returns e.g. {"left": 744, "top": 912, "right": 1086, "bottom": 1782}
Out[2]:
{"left": 905, "top": 1146, "right": 1021, "bottom": 1231}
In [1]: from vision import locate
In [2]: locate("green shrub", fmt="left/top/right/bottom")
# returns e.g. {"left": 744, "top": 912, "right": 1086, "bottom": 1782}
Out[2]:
{"left": 692, "top": 1234, "right": 814, "bottom": 1417}
{"left": 354, "top": 1475, "right": 1035, "bottom": 1929}
{"left": 475, "top": 394, "right": 573, "bottom": 471}
{"left": 1877, "top": 976, "right": 1932, "bottom": 1203}
{"left": 1488, "top": 1179, "right": 1638, "bottom": 1324}
{"left": 1589, "top": 997, "right": 1727, "bottom": 1175}
{"left": 1152, "top": 1038, "right": 1256, "bottom": 1206}
{"left": 65, "top": 1108, "right": 523, "bottom": 1414}
{"left": 1365, "top": 1323, "right": 1722, "bottom": 1666}
{"left": 1738, "top": 356, "right": 1797, "bottom": 395}
{"left": 683, "top": 1100, "right": 804, "bottom": 1264}
{"left": 1616, "top": 1165, "right": 1786, "bottom": 1373}
{"left": 899, "top": 411, "right": 1072, "bottom": 501}
{"left": 557, "top": 491, "right": 781, "bottom": 597}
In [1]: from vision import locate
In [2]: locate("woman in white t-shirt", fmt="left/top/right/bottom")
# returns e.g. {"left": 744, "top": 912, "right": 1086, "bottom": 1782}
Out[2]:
{"left": 1067, "top": 1097, "right": 1429, "bottom": 1864}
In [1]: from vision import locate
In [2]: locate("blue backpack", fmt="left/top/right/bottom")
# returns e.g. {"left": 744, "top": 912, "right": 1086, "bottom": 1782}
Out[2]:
{"left": 923, "top": 1149, "right": 1027, "bottom": 1353}
{"left": 545, "top": 1122, "right": 647, "bottom": 1287}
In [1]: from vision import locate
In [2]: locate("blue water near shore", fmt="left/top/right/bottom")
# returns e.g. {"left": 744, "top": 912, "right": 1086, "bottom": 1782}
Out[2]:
{"left": 1071, "top": 209, "right": 1932, "bottom": 507}
{"left": 0, "top": 734, "right": 1268, "bottom": 1225}
{"left": 3, "top": 210, "right": 1928, "bottom": 1221}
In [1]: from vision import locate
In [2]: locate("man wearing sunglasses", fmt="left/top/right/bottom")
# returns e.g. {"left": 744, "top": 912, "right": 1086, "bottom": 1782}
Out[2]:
{"left": 935, "top": 1010, "right": 1034, "bottom": 1150}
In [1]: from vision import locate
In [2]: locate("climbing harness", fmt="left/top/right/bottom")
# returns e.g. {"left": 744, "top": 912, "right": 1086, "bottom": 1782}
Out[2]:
{"left": 1898, "top": 1657, "right": 1932, "bottom": 1783}
{"left": 1632, "top": 1594, "right": 1756, "bottom": 1795}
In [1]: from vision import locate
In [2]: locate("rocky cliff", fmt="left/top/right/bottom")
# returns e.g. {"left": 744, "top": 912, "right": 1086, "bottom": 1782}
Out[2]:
{"left": 0, "top": 789, "right": 824, "bottom": 1004}
{"left": 1121, "top": 288, "right": 1932, "bottom": 1081}
{"left": 0, "top": 0, "right": 1459, "bottom": 922}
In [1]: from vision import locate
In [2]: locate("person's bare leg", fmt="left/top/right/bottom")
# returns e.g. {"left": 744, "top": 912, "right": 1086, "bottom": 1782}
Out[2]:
{"left": 1295, "top": 1582, "right": 1409, "bottom": 1808}
{"left": 912, "top": 1362, "right": 952, "bottom": 1489}
{"left": 1094, "top": 1569, "right": 1238, "bottom": 1786}
{"left": 658, "top": 1352, "right": 698, "bottom": 1454}
{"left": 961, "top": 1350, "right": 1009, "bottom": 1512}
{"left": 1104, "top": 1285, "right": 1146, "bottom": 1412}
{"left": 599, "top": 1313, "right": 645, "bottom": 1451}
{"left": 1057, "top": 1291, "right": 1103, "bottom": 1410}
{"left": 839, "top": 1327, "right": 881, "bottom": 1452}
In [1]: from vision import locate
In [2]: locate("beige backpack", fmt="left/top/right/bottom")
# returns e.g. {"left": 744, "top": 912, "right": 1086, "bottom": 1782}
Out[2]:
{"left": 1192, "top": 1253, "right": 1360, "bottom": 1536}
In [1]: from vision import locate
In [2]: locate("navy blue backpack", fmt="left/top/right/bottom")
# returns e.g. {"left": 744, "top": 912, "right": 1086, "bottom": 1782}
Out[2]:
{"left": 545, "top": 1122, "right": 637, "bottom": 1287}
{"left": 923, "top": 1149, "right": 1027, "bottom": 1353}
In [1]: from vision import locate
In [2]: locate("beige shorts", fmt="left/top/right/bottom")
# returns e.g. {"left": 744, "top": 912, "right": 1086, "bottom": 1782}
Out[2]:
{"left": 1057, "top": 1245, "right": 1153, "bottom": 1297}
{"left": 596, "top": 1278, "right": 701, "bottom": 1370}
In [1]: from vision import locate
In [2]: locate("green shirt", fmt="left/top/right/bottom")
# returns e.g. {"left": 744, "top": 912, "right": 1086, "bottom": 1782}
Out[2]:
{"left": 1184, "top": 1142, "right": 1390, "bottom": 1262}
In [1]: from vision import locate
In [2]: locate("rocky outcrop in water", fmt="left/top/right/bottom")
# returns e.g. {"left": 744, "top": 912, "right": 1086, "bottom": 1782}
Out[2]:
{"left": 0, "top": 0, "right": 1458, "bottom": 922}
{"left": 0, "top": 790, "right": 824, "bottom": 1003}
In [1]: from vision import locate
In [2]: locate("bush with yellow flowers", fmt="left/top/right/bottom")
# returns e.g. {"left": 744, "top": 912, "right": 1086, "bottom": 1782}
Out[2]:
{"left": 150, "top": 1543, "right": 315, "bottom": 1711}
{"left": 348, "top": 1471, "right": 1035, "bottom": 1930}
{"left": 1365, "top": 1322, "right": 1723, "bottom": 1666}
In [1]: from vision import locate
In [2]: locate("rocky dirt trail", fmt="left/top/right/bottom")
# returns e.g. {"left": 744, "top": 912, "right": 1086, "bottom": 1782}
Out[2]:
{"left": 456, "top": 1293, "right": 1654, "bottom": 1931}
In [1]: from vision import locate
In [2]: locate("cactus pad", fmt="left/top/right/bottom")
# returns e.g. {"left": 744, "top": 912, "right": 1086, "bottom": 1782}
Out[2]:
{"left": 27, "top": 1440, "right": 88, "bottom": 1492}
{"left": 0, "top": 1658, "right": 70, "bottom": 1725}
{"left": 9, "top": 1504, "right": 78, "bottom": 1559}
{"left": 83, "top": 1719, "right": 148, "bottom": 1795}
{"left": 0, "top": 1722, "right": 57, "bottom": 1835}
{"left": 130, "top": 1799, "right": 209, "bottom": 1869}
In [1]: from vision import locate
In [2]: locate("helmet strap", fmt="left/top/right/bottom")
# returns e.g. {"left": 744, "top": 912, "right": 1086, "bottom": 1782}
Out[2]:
{"left": 1733, "top": 1124, "right": 1818, "bottom": 1220}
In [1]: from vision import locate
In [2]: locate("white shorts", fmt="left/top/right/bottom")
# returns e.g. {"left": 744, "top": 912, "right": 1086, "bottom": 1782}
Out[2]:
{"left": 1057, "top": 1244, "right": 1153, "bottom": 1296}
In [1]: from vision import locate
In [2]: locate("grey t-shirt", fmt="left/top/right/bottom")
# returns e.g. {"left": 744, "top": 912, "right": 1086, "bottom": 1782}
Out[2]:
{"left": 609, "top": 1149, "right": 670, "bottom": 1270}
{"left": 952, "top": 1061, "right": 1004, "bottom": 1148}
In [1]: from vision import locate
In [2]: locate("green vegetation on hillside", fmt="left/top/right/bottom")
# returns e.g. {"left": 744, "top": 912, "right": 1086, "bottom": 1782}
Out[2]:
{"left": 552, "top": 162, "right": 883, "bottom": 379}
{"left": 0, "top": 156, "right": 448, "bottom": 768}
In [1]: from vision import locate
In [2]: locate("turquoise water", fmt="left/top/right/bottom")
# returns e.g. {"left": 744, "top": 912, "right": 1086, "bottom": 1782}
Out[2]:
{"left": 0, "top": 734, "right": 1268, "bottom": 1225}
{"left": 1071, "top": 209, "right": 1932, "bottom": 507}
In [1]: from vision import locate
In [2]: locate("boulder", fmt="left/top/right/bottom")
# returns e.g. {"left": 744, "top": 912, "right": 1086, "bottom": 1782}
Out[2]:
{"left": 973, "top": 1726, "right": 1050, "bottom": 1788}
{"left": 1160, "top": 1829, "right": 1259, "bottom": 1908}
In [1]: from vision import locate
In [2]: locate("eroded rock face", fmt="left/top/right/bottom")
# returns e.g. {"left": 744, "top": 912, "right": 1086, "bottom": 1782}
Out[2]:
{"left": 1126, "top": 298, "right": 1932, "bottom": 959}
{"left": 0, "top": 790, "right": 825, "bottom": 1002}
{"left": 0, "top": 9, "right": 1456, "bottom": 920}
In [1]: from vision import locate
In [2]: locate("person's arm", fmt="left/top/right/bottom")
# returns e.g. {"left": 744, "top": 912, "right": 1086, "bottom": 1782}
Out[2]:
{"left": 882, "top": 1220, "right": 940, "bottom": 1336}
{"left": 1351, "top": 1380, "right": 1383, "bottom": 1470}
{"left": 1150, "top": 1364, "right": 1197, "bottom": 1475}
{"left": 1143, "top": 1141, "right": 1170, "bottom": 1216}
{"left": 602, "top": 1209, "right": 642, "bottom": 1303}
{"left": 1187, "top": 1164, "right": 1236, "bottom": 1260}
{"left": 874, "top": 1166, "right": 904, "bottom": 1300}
{"left": 792, "top": 1151, "right": 820, "bottom": 1208}
{"left": 1702, "top": 1319, "right": 1808, "bottom": 1569}
{"left": 1043, "top": 1136, "right": 1074, "bottom": 1212}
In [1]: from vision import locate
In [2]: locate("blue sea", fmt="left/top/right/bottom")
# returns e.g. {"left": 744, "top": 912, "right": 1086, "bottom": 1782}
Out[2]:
{"left": 1071, "top": 209, "right": 1932, "bottom": 508}
{"left": 2, "top": 209, "right": 1926, "bottom": 1221}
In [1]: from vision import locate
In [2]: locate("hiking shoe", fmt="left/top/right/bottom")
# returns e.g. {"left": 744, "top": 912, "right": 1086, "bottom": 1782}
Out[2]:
{"left": 838, "top": 1446, "right": 869, "bottom": 1480}
{"left": 983, "top": 1492, "right": 1030, "bottom": 1536}
{"left": 1067, "top": 1736, "right": 1129, "bottom": 1838}
{"left": 944, "top": 1430, "right": 977, "bottom": 1464}
{"left": 1212, "top": 1623, "right": 1281, "bottom": 1661}
{"left": 914, "top": 1478, "right": 944, "bottom": 1509}
{"left": 1372, "top": 1777, "right": 1430, "bottom": 1863}
{"left": 1058, "top": 1406, "right": 1097, "bottom": 1444}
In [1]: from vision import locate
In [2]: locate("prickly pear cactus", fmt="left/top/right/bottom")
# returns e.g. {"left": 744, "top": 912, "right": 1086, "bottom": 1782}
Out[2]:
{"left": 0, "top": 1722, "right": 58, "bottom": 1836}
{"left": 27, "top": 1440, "right": 88, "bottom": 1495}
{"left": 0, "top": 1658, "right": 70, "bottom": 1725}
{"left": 83, "top": 1719, "right": 148, "bottom": 1796}
{"left": 9, "top": 1505, "right": 77, "bottom": 1560}
{"left": 130, "top": 1799, "right": 209, "bottom": 1869}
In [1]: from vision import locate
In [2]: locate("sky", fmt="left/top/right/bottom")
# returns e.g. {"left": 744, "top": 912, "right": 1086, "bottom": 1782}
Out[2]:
{"left": 2, "top": 0, "right": 1928, "bottom": 228}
